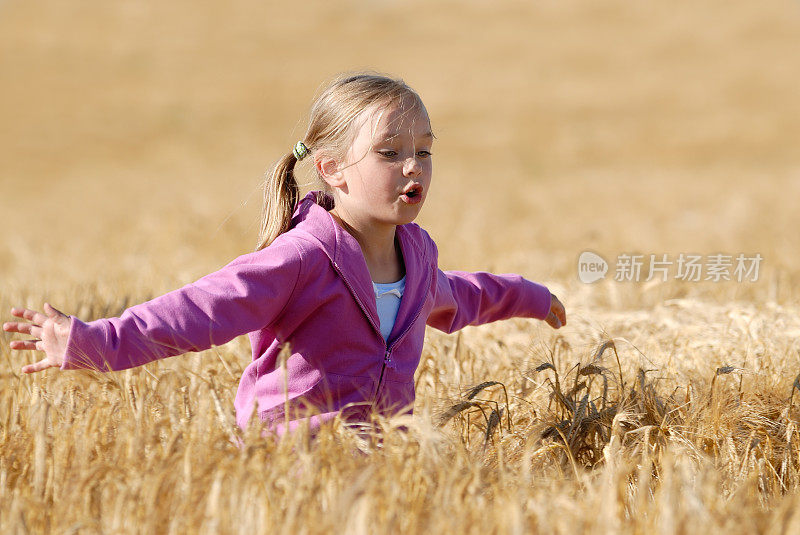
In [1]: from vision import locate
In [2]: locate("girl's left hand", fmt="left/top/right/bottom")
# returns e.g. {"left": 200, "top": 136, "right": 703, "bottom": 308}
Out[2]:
{"left": 3, "top": 304, "right": 71, "bottom": 373}
{"left": 544, "top": 293, "right": 566, "bottom": 329}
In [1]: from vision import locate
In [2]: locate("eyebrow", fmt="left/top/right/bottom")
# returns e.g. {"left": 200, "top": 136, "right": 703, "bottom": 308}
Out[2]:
{"left": 376, "top": 131, "right": 435, "bottom": 142}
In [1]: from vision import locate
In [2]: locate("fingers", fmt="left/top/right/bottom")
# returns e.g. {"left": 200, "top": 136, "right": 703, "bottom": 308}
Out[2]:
{"left": 549, "top": 294, "right": 567, "bottom": 327}
{"left": 10, "top": 307, "right": 47, "bottom": 326}
{"left": 3, "top": 322, "right": 43, "bottom": 338}
{"left": 44, "top": 303, "right": 67, "bottom": 319}
{"left": 9, "top": 339, "right": 42, "bottom": 351}
{"left": 21, "top": 358, "right": 57, "bottom": 374}
{"left": 556, "top": 305, "right": 566, "bottom": 326}
{"left": 545, "top": 312, "right": 562, "bottom": 329}
{"left": 3, "top": 321, "right": 24, "bottom": 333}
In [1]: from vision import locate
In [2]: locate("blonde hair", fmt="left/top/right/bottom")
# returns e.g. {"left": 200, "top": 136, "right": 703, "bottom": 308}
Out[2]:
{"left": 256, "top": 71, "right": 428, "bottom": 251}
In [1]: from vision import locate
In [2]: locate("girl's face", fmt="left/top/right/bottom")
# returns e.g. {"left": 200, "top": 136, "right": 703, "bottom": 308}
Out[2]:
{"left": 328, "top": 98, "right": 434, "bottom": 228}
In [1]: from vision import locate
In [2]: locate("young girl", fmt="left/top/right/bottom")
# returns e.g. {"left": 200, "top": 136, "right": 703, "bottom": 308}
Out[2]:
{"left": 3, "top": 72, "right": 566, "bottom": 435}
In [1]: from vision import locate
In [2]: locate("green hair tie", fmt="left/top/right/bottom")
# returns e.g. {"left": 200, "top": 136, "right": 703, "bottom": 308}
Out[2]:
{"left": 293, "top": 141, "right": 309, "bottom": 161}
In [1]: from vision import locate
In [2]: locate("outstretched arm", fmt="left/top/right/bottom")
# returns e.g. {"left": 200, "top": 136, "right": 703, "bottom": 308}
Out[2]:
{"left": 4, "top": 241, "right": 303, "bottom": 374}
{"left": 426, "top": 268, "right": 565, "bottom": 334}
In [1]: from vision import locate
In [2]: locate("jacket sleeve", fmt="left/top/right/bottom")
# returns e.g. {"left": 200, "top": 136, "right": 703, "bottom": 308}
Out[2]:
{"left": 60, "top": 240, "right": 303, "bottom": 372}
{"left": 424, "top": 239, "right": 551, "bottom": 334}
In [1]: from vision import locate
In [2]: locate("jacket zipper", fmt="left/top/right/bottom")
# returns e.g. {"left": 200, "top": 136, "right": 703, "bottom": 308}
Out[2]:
{"left": 332, "top": 260, "right": 431, "bottom": 407}
{"left": 375, "top": 349, "right": 391, "bottom": 400}
{"left": 374, "top": 302, "right": 426, "bottom": 399}
{"left": 372, "top": 266, "right": 431, "bottom": 403}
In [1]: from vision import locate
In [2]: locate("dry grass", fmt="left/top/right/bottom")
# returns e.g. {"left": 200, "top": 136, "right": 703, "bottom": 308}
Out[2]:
{"left": 2, "top": 0, "right": 800, "bottom": 533}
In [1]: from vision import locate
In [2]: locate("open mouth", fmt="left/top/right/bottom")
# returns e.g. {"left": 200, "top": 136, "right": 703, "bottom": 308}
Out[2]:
{"left": 402, "top": 184, "right": 423, "bottom": 198}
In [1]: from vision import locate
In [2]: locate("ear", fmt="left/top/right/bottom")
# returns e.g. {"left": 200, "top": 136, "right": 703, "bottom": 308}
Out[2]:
{"left": 315, "top": 154, "right": 345, "bottom": 188}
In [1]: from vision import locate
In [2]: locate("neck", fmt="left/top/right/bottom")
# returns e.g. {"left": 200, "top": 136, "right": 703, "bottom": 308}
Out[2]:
{"left": 328, "top": 207, "right": 397, "bottom": 266}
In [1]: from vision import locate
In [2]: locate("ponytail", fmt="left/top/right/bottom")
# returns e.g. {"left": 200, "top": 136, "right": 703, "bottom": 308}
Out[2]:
{"left": 256, "top": 152, "right": 300, "bottom": 251}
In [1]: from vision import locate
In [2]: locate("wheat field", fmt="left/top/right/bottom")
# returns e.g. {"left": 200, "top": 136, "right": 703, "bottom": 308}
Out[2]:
{"left": 2, "top": 0, "right": 800, "bottom": 533}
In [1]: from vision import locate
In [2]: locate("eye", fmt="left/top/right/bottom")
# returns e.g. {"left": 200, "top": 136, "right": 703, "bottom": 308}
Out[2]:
{"left": 416, "top": 150, "right": 432, "bottom": 158}
{"left": 378, "top": 150, "right": 397, "bottom": 158}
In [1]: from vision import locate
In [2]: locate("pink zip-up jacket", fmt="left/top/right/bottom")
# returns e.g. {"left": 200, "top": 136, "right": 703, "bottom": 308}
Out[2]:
{"left": 61, "top": 191, "right": 552, "bottom": 433}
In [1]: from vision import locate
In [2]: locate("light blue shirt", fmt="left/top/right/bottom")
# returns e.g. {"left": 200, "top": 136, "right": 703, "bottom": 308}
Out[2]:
{"left": 372, "top": 275, "right": 406, "bottom": 341}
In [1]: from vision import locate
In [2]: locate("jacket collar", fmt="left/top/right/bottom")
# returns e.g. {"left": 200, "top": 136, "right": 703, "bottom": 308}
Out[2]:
{"left": 289, "top": 190, "right": 432, "bottom": 346}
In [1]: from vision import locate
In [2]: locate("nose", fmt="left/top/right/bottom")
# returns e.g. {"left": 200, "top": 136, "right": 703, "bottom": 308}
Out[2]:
{"left": 403, "top": 156, "right": 422, "bottom": 177}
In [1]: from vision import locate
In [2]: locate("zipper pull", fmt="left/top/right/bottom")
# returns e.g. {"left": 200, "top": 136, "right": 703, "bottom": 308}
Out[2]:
{"left": 384, "top": 350, "right": 391, "bottom": 363}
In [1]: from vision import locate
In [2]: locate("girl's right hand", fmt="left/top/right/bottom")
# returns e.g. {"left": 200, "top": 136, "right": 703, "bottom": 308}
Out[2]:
{"left": 544, "top": 293, "right": 567, "bottom": 329}
{"left": 3, "top": 303, "right": 71, "bottom": 373}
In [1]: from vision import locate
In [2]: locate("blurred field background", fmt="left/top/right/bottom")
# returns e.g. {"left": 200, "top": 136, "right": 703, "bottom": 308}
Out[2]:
{"left": 2, "top": 0, "right": 800, "bottom": 533}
